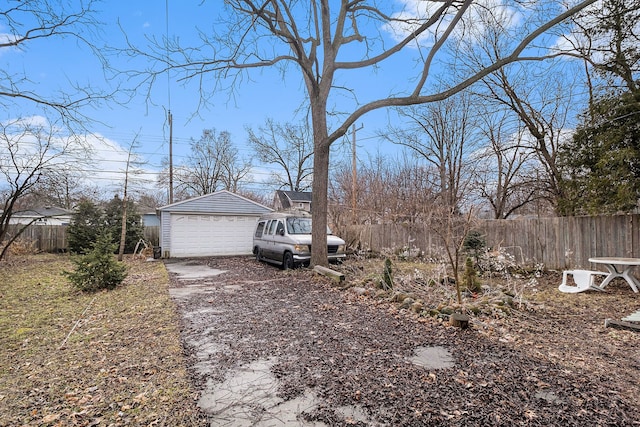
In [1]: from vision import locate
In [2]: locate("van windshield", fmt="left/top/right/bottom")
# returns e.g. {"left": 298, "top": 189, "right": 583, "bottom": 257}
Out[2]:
{"left": 286, "top": 217, "right": 332, "bottom": 235}
{"left": 286, "top": 217, "right": 312, "bottom": 234}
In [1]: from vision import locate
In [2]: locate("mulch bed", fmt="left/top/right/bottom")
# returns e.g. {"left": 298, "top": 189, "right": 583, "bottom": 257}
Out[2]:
{"left": 170, "top": 256, "right": 640, "bottom": 426}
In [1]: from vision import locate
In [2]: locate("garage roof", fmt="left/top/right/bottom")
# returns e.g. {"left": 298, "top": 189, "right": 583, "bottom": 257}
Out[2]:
{"left": 157, "top": 190, "right": 272, "bottom": 215}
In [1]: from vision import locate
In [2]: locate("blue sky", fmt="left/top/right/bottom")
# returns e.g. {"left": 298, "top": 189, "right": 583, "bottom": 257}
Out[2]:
{"left": 3, "top": 1, "right": 413, "bottom": 199}
{"left": 2, "top": 0, "right": 590, "bottom": 201}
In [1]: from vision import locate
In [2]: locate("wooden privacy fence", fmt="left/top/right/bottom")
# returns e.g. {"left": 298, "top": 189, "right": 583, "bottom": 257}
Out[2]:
{"left": 7, "top": 225, "right": 68, "bottom": 253}
{"left": 342, "top": 214, "right": 640, "bottom": 271}
{"left": 5, "top": 225, "right": 161, "bottom": 253}
{"left": 8, "top": 216, "right": 640, "bottom": 269}
{"left": 143, "top": 226, "right": 159, "bottom": 247}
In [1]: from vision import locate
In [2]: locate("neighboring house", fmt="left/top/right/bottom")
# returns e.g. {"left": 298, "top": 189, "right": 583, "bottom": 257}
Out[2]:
{"left": 142, "top": 212, "right": 160, "bottom": 227}
{"left": 157, "top": 190, "right": 272, "bottom": 258}
{"left": 7, "top": 207, "right": 73, "bottom": 226}
{"left": 273, "top": 190, "right": 312, "bottom": 212}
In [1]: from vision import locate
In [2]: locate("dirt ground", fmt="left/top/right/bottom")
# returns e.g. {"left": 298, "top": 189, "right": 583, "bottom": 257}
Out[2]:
{"left": 167, "top": 256, "right": 640, "bottom": 426}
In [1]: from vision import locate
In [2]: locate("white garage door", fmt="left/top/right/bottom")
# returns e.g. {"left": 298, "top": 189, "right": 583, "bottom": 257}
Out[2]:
{"left": 170, "top": 214, "right": 257, "bottom": 257}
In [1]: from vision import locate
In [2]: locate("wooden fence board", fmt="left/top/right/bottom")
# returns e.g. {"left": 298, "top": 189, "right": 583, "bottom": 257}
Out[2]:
{"left": 4, "top": 225, "right": 160, "bottom": 253}
{"left": 5, "top": 225, "right": 68, "bottom": 253}
{"left": 343, "top": 214, "right": 640, "bottom": 270}
{"left": 8, "top": 215, "right": 640, "bottom": 270}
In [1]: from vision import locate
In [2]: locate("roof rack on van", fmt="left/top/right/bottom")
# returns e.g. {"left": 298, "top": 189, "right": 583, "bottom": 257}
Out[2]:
{"left": 261, "top": 209, "right": 311, "bottom": 219}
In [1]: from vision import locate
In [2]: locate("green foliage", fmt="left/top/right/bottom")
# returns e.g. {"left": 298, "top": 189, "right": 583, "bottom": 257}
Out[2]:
{"left": 462, "top": 257, "right": 481, "bottom": 293}
{"left": 68, "top": 197, "right": 144, "bottom": 255}
{"left": 64, "top": 232, "right": 127, "bottom": 292}
{"left": 67, "top": 199, "right": 104, "bottom": 254}
{"left": 558, "top": 91, "right": 640, "bottom": 215}
{"left": 103, "top": 196, "right": 145, "bottom": 254}
{"left": 381, "top": 258, "right": 394, "bottom": 291}
{"left": 463, "top": 230, "right": 486, "bottom": 262}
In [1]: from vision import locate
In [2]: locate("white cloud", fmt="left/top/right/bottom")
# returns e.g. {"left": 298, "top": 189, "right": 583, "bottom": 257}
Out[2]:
{"left": 383, "top": 0, "right": 523, "bottom": 48}
{"left": 0, "top": 28, "right": 23, "bottom": 57}
{"left": 1, "top": 115, "right": 49, "bottom": 128}
{"left": 83, "top": 133, "right": 158, "bottom": 191}
{"left": 0, "top": 116, "right": 157, "bottom": 194}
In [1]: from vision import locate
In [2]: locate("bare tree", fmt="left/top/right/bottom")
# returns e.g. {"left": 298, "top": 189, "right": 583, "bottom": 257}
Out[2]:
{"left": 453, "top": 5, "right": 585, "bottom": 214}
{"left": 130, "top": 0, "right": 598, "bottom": 266}
{"left": 473, "top": 111, "right": 541, "bottom": 219}
{"left": 383, "top": 92, "right": 479, "bottom": 211}
{"left": 0, "top": 1, "right": 119, "bottom": 261}
{"left": 246, "top": 119, "right": 314, "bottom": 192}
{"left": 117, "top": 135, "right": 145, "bottom": 261}
{"left": 478, "top": 65, "right": 580, "bottom": 213}
{"left": 160, "top": 129, "right": 252, "bottom": 199}
{"left": 428, "top": 205, "right": 478, "bottom": 304}
{"left": 330, "top": 153, "right": 436, "bottom": 228}
{"left": 28, "top": 165, "right": 88, "bottom": 210}
{"left": 137, "top": 190, "right": 166, "bottom": 212}
{"left": 560, "top": 0, "right": 640, "bottom": 95}
{"left": 1, "top": 0, "right": 112, "bottom": 128}
{"left": 0, "top": 119, "right": 89, "bottom": 260}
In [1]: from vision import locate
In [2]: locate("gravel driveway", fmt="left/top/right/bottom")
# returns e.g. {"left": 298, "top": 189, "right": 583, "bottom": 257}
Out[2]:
{"left": 166, "top": 257, "right": 639, "bottom": 426}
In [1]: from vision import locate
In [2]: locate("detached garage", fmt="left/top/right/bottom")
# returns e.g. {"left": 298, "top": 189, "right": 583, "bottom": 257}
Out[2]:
{"left": 157, "top": 190, "right": 272, "bottom": 258}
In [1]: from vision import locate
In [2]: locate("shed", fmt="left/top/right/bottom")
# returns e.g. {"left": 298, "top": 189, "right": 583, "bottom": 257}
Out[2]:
{"left": 157, "top": 190, "right": 272, "bottom": 258}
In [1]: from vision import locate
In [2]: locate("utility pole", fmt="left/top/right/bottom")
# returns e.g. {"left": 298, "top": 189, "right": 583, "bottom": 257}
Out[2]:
{"left": 166, "top": 0, "right": 174, "bottom": 205}
{"left": 351, "top": 123, "right": 363, "bottom": 224}
{"left": 168, "top": 110, "right": 174, "bottom": 204}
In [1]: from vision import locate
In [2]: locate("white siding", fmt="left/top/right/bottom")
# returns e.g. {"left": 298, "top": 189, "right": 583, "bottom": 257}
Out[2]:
{"left": 157, "top": 191, "right": 272, "bottom": 258}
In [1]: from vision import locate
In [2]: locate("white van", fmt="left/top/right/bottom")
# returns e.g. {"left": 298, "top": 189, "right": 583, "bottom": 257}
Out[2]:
{"left": 253, "top": 210, "right": 346, "bottom": 269}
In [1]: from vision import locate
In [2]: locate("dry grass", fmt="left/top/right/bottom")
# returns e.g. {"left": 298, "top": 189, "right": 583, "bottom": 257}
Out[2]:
{"left": 0, "top": 254, "right": 205, "bottom": 427}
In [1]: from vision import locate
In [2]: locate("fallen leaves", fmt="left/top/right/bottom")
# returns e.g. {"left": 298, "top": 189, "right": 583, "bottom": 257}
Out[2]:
{"left": 40, "top": 413, "right": 60, "bottom": 423}
{"left": 174, "top": 256, "right": 640, "bottom": 426}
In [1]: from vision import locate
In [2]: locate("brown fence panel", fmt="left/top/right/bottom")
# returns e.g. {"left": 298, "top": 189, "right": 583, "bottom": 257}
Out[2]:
{"left": 8, "top": 216, "right": 640, "bottom": 268}
{"left": 143, "top": 226, "right": 160, "bottom": 246}
{"left": 5, "top": 225, "right": 161, "bottom": 253}
{"left": 344, "top": 214, "right": 640, "bottom": 270}
{"left": 7, "top": 225, "right": 68, "bottom": 253}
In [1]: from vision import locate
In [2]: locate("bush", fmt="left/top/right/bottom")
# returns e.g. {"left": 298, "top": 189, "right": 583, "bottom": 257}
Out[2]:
{"left": 64, "top": 232, "right": 127, "bottom": 292}
{"left": 462, "top": 257, "right": 482, "bottom": 293}
{"left": 103, "top": 196, "right": 145, "bottom": 254}
{"left": 381, "top": 258, "right": 394, "bottom": 291}
{"left": 463, "top": 230, "right": 486, "bottom": 264}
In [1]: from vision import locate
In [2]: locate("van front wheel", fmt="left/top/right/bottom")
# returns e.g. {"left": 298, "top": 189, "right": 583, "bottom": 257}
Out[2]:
{"left": 282, "top": 252, "right": 294, "bottom": 270}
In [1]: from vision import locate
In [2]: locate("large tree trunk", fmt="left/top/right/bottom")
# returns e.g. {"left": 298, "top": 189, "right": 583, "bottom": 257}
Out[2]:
{"left": 307, "top": 44, "right": 334, "bottom": 267}
{"left": 311, "top": 132, "right": 330, "bottom": 268}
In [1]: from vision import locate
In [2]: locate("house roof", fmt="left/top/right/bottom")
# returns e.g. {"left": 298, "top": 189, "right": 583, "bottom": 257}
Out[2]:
{"left": 276, "top": 190, "right": 312, "bottom": 209}
{"left": 157, "top": 190, "right": 273, "bottom": 215}
{"left": 11, "top": 206, "right": 73, "bottom": 218}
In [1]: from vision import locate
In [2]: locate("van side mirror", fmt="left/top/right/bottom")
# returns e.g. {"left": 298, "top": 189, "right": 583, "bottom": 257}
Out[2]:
{"left": 279, "top": 229, "right": 285, "bottom": 236}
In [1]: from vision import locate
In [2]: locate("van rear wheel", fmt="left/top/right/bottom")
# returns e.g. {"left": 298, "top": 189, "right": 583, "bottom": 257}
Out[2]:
{"left": 282, "top": 251, "right": 294, "bottom": 270}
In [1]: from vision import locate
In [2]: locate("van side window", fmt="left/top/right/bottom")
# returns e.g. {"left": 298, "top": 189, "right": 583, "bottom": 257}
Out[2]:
{"left": 267, "top": 220, "right": 277, "bottom": 235}
{"left": 275, "top": 221, "right": 284, "bottom": 235}
{"left": 255, "top": 221, "right": 265, "bottom": 238}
